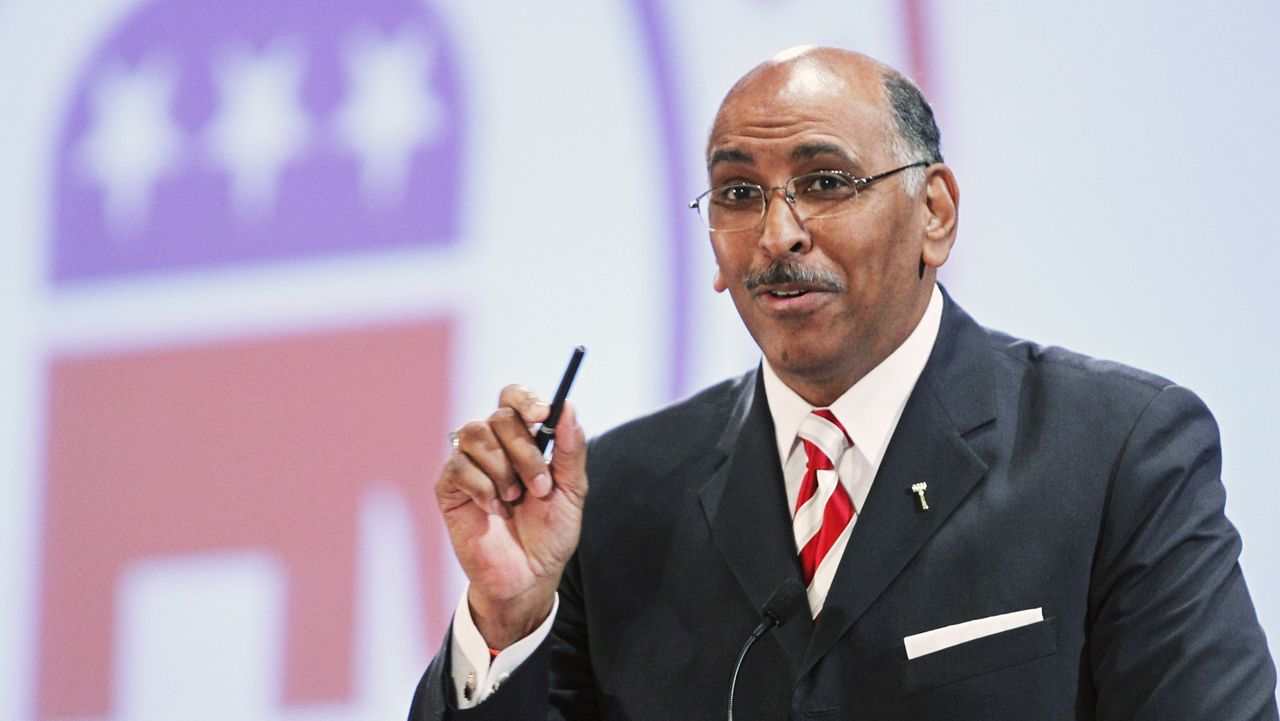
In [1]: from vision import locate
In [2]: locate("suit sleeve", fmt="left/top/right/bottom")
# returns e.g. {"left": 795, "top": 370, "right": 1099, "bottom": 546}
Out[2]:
{"left": 404, "top": 568, "right": 602, "bottom": 720}
{"left": 405, "top": 566, "right": 601, "bottom": 721}
{"left": 406, "top": 626, "right": 552, "bottom": 721}
{"left": 546, "top": 550, "right": 603, "bottom": 716}
{"left": 1088, "top": 385, "right": 1278, "bottom": 720}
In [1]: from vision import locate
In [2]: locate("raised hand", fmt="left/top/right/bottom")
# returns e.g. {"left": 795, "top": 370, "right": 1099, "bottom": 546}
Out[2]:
{"left": 435, "top": 385, "right": 587, "bottom": 649}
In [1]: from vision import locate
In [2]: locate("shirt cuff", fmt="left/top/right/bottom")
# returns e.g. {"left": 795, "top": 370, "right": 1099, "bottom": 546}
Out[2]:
{"left": 449, "top": 585, "right": 559, "bottom": 708}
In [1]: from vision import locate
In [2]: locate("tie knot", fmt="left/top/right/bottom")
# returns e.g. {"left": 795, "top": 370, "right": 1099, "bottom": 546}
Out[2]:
{"left": 797, "top": 409, "right": 851, "bottom": 466}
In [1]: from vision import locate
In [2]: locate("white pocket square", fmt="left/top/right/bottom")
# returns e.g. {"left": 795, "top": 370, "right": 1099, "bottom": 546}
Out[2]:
{"left": 903, "top": 607, "right": 1043, "bottom": 660}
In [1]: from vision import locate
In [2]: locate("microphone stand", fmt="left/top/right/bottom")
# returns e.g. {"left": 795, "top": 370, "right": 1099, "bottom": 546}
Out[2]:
{"left": 727, "top": 579, "right": 806, "bottom": 721}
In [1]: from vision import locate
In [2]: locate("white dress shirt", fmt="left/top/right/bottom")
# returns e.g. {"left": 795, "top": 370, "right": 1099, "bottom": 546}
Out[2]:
{"left": 761, "top": 284, "right": 942, "bottom": 614}
{"left": 450, "top": 285, "right": 944, "bottom": 706}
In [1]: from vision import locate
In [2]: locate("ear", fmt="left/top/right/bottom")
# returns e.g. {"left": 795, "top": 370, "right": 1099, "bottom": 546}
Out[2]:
{"left": 920, "top": 164, "right": 959, "bottom": 269}
{"left": 713, "top": 267, "right": 728, "bottom": 293}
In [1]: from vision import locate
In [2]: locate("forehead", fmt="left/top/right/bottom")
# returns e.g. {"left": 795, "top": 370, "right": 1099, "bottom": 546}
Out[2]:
{"left": 707, "top": 57, "right": 892, "bottom": 173}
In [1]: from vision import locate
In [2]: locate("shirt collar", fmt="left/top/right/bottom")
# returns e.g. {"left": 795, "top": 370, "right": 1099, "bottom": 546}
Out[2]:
{"left": 762, "top": 284, "right": 944, "bottom": 468}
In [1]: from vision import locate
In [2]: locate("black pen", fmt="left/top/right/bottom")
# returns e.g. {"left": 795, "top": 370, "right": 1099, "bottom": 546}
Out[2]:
{"left": 535, "top": 345, "right": 586, "bottom": 454}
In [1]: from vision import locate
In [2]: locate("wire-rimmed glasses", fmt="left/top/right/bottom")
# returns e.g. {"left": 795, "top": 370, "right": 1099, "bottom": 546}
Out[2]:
{"left": 689, "top": 161, "right": 929, "bottom": 232}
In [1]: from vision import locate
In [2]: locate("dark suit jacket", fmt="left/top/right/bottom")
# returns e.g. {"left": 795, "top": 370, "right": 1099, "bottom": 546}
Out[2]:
{"left": 410, "top": 294, "right": 1278, "bottom": 720}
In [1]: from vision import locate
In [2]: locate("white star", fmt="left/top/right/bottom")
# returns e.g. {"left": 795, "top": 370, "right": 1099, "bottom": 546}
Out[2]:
{"left": 78, "top": 56, "right": 183, "bottom": 237}
{"left": 205, "top": 40, "right": 311, "bottom": 220}
{"left": 334, "top": 26, "right": 443, "bottom": 206}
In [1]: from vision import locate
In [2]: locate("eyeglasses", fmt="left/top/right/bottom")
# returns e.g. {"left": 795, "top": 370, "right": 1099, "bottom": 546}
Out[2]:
{"left": 688, "top": 161, "right": 930, "bottom": 232}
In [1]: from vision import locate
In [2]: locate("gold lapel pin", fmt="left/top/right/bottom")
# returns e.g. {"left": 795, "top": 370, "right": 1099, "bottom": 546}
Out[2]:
{"left": 911, "top": 482, "right": 930, "bottom": 511}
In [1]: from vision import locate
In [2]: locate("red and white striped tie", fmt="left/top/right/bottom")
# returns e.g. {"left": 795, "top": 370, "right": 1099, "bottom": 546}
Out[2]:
{"left": 792, "top": 409, "right": 855, "bottom": 615}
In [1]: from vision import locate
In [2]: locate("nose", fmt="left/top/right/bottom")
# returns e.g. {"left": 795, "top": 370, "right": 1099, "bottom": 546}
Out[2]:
{"left": 759, "top": 187, "right": 811, "bottom": 257}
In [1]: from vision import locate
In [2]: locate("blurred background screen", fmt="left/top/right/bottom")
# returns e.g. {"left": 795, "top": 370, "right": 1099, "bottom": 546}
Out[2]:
{"left": 1, "top": 1, "right": 1277, "bottom": 718}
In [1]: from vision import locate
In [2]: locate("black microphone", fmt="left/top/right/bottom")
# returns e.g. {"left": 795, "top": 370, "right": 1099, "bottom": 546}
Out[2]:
{"left": 728, "top": 578, "right": 807, "bottom": 721}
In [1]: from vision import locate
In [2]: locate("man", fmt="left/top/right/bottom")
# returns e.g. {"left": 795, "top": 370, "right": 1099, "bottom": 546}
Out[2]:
{"left": 409, "top": 47, "right": 1278, "bottom": 719}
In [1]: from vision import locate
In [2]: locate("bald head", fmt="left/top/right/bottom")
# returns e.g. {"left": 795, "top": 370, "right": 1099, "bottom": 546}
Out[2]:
{"left": 718, "top": 47, "right": 889, "bottom": 115}
{"left": 710, "top": 47, "right": 942, "bottom": 186}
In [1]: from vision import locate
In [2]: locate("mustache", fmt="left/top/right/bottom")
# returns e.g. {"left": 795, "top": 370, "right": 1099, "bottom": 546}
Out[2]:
{"left": 742, "top": 260, "right": 846, "bottom": 293}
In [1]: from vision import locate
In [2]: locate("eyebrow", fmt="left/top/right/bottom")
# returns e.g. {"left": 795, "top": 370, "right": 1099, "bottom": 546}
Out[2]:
{"left": 706, "top": 143, "right": 862, "bottom": 172}
{"left": 707, "top": 147, "right": 753, "bottom": 170}
{"left": 791, "top": 142, "right": 857, "bottom": 166}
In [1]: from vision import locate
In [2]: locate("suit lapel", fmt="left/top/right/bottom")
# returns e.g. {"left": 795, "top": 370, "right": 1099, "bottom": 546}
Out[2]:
{"left": 698, "top": 370, "right": 814, "bottom": 670}
{"left": 800, "top": 294, "right": 999, "bottom": 675}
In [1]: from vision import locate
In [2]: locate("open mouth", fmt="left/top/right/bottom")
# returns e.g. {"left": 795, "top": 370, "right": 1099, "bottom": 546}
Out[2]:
{"left": 754, "top": 284, "right": 837, "bottom": 313}
{"left": 768, "top": 289, "right": 809, "bottom": 299}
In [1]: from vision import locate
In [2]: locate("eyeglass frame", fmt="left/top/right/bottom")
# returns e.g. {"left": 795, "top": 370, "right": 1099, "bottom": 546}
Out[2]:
{"left": 688, "top": 160, "right": 931, "bottom": 232}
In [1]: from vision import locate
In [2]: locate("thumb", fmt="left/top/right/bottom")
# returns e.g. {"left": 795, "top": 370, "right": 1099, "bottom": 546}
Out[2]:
{"left": 546, "top": 401, "right": 587, "bottom": 499}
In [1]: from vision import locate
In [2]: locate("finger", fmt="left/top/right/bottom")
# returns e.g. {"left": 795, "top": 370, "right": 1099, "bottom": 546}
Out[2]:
{"left": 541, "top": 400, "right": 587, "bottom": 499}
{"left": 497, "top": 384, "right": 552, "bottom": 426}
{"left": 437, "top": 441, "right": 508, "bottom": 516}
{"left": 490, "top": 406, "right": 551, "bottom": 501}
{"left": 455, "top": 416, "right": 526, "bottom": 504}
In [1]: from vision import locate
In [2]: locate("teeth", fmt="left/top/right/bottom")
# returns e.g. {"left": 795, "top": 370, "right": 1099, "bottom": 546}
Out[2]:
{"left": 771, "top": 290, "right": 805, "bottom": 298}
